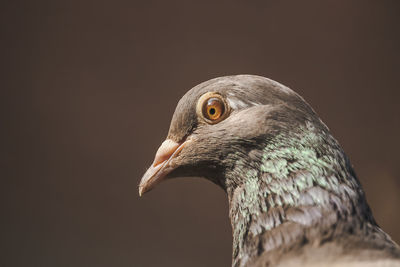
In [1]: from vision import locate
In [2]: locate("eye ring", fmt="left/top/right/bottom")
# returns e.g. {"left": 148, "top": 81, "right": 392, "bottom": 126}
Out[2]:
{"left": 196, "top": 92, "right": 230, "bottom": 124}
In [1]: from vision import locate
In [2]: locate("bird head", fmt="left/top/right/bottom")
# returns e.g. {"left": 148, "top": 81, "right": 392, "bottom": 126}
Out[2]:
{"left": 138, "top": 75, "right": 396, "bottom": 267}
{"left": 139, "top": 75, "right": 318, "bottom": 196}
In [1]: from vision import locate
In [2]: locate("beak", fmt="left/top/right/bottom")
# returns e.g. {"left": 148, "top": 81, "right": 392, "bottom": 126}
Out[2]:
{"left": 139, "top": 139, "right": 190, "bottom": 196}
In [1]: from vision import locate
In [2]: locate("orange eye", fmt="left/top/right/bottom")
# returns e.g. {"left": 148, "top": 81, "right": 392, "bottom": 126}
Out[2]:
{"left": 196, "top": 93, "right": 229, "bottom": 124}
{"left": 202, "top": 97, "right": 225, "bottom": 121}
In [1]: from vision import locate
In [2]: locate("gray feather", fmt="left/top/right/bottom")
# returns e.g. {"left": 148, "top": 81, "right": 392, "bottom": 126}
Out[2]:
{"left": 141, "top": 75, "right": 400, "bottom": 266}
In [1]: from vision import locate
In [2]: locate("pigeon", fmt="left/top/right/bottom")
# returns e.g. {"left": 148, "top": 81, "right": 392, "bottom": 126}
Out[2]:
{"left": 139, "top": 75, "right": 400, "bottom": 266}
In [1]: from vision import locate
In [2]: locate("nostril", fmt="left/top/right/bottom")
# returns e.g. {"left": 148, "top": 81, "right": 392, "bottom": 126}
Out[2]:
{"left": 152, "top": 139, "right": 180, "bottom": 167}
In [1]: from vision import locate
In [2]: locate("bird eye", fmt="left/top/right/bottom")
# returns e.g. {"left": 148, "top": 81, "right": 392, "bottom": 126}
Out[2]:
{"left": 197, "top": 93, "right": 229, "bottom": 124}
{"left": 202, "top": 97, "right": 225, "bottom": 121}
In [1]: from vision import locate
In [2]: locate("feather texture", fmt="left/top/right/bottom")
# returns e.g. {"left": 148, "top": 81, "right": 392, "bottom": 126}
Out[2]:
{"left": 139, "top": 75, "right": 400, "bottom": 266}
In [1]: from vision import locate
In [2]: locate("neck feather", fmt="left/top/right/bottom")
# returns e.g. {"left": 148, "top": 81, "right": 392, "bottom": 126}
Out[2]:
{"left": 225, "top": 122, "right": 375, "bottom": 266}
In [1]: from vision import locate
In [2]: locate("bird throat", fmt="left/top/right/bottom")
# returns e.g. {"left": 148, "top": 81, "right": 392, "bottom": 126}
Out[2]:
{"left": 224, "top": 123, "right": 374, "bottom": 266}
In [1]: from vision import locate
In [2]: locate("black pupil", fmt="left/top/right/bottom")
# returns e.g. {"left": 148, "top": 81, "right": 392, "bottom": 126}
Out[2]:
{"left": 209, "top": 108, "right": 216, "bottom": 115}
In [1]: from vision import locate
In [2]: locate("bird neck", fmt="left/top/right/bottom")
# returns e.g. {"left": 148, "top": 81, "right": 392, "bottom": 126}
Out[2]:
{"left": 225, "top": 122, "right": 376, "bottom": 266}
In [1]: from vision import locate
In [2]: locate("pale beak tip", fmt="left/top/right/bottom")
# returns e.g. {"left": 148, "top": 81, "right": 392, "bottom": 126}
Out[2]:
{"left": 138, "top": 185, "right": 146, "bottom": 197}
{"left": 138, "top": 187, "right": 143, "bottom": 197}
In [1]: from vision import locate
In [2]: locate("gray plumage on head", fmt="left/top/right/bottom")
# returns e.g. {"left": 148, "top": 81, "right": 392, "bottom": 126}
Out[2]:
{"left": 139, "top": 75, "right": 400, "bottom": 266}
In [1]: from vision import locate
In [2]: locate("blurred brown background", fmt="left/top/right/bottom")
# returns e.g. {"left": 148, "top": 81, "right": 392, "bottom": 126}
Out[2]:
{"left": 1, "top": 1, "right": 400, "bottom": 266}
